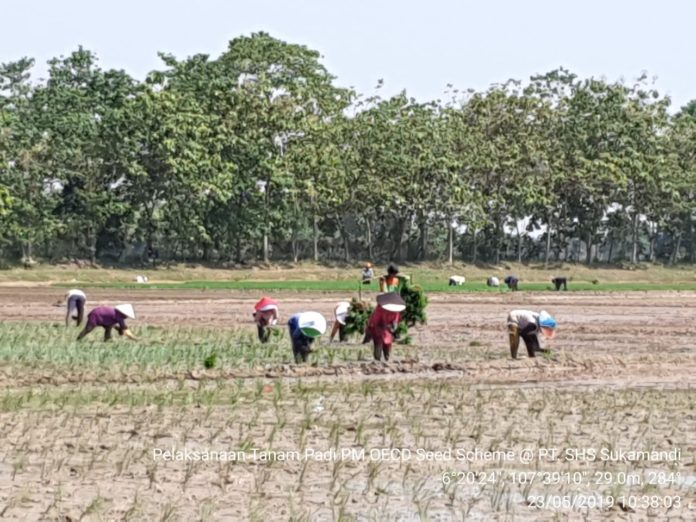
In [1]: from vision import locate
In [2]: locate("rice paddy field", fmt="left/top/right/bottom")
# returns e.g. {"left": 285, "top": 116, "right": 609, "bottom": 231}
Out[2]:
{"left": 1, "top": 264, "right": 696, "bottom": 520}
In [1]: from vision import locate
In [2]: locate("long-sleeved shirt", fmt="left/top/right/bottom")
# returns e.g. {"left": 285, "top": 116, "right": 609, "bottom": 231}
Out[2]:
{"left": 87, "top": 306, "right": 127, "bottom": 330}
{"left": 367, "top": 305, "right": 402, "bottom": 345}
{"left": 507, "top": 310, "right": 540, "bottom": 335}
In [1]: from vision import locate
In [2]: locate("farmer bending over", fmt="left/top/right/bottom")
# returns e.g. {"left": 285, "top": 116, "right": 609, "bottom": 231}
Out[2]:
{"left": 504, "top": 275, "right": 519, "bottom": 291}
{"left": 61, "top": 288, "right": 86, "bottom": 326}
{"left": 552, "top": 277, "right": 568, "bottom": 291}
{"left": 365, "top": 292, "right": 406, "bottom": 362}
{"left": 288, "top": 312, "right": 326, "bottom": 363}
{"left": 330, "top": 301, "right": 350, "bottom": 342}
{"left": 77, "top": 304, "right": 138, "bottom": 342}
{"left": 507, "top": 310, "right": 556, "bottom": 359}
{"left": 253, "top": 296, "right": 279, "bottom": 343}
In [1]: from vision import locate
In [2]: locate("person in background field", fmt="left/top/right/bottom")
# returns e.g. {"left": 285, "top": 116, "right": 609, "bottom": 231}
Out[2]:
{"left": 552, "top": 277, "right": 568, "bottom": 291}
{"left": 288, "top": 311, "right": 326, "bottom": 363}
{"left": 507, "top": 309, "right": 557, "bottom": 359}
{"left": 504, "top": 275, "right": 520, "bottom": 291}
{"left": 362, "top": 263, "right": 374, "bottom": 284}
{"left": 253, "top": 296, "right": 279, "bottom": 343}
{"left": 487, "top": 276, "right": 500, "bottom": 288}
{"left": 329, "top": 301, "right": 351, "bottom": 342}
{"left": 77, "top": 304, "right": 138, "bottom": 342}
{"left": 379, "top": 264, "right": 402, "bottom": 292}
{"left": 60, "top": 289, "right": 86, "bottom": 326}
{"left": 365, "top": 292, "right": 406, "bottom": 362}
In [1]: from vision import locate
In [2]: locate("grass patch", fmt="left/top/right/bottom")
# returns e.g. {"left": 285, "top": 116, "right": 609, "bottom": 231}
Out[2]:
{"left": 53, "top": 279, "right": 696, "bottom": 292}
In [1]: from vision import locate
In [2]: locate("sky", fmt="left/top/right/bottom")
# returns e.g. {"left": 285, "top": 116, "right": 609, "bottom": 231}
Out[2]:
{"left": 2, "top": 0, "right": 694, "bottom": 110}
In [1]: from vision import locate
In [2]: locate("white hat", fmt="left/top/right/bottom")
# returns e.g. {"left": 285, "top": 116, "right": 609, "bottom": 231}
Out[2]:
{"left": 334, "top": 301, "right": 351, "bottom": 325}
{"left": 298, "top": 311, "right": 327, "bottom": 337}
{"left": 115, "top": 304, "right": 136, "bottom": 319}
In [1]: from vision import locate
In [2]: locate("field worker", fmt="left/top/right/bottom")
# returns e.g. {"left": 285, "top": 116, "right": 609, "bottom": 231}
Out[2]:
{"left": 77, "top": 304, "right": 138, "bottom": 342}
{"left": 507, "top": 310, "right": 556, "bottom": 359}
{"left": 61, "top": 288, "right": 86, "bottom": 326}
{"left": 362, "top": 263, "right": 374, "bottom": 284}
{"left": 552, "top": 277, "right": 568, "bottom": 291}
{"left": 365, "top": 292, "right": 406, "bottom": 362}
{"left": 288, "top": 311, "right": 326, "bottom": 363}
{"left": 504, "top": 275, "right": 520, "bottom": 291}
{"left": 330, "top": 301, "right": 351, "bottom": 342}
{"left": 253, "top": 296, "right": 279, "bottom": 343}
{"left": 379, "top": 264, "right": 402, "bottom": 292}
{"left": 449, "top": 275, "right": 466, "bottom": 286}
{"left": 487, "top": 276, "right": 500, "bottom": 288}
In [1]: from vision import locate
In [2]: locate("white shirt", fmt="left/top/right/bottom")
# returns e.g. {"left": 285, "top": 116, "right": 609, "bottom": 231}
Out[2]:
{"left": 507, "top": 310, "right": 539, "bottom": 332}
{"left": 66, "top": 289, "right": 86, "bottom": 300}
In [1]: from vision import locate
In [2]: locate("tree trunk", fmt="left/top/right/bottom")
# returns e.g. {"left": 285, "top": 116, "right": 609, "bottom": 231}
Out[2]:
{"left": 471, "top": 229, "right": 478, "bottom": 264}
{"left": 365, "top": 217, "right": 373, "bottom": 261}
{"left": 517, "top": 226, "right": 523, "bottom": 264}
{"left": 313, "top": 214, "right": 319, "bottom": 262}
{"left": 448, "top": 221, "right": 454, "bottom": 266}
{"left": 690, "top": 222, "right": 696, "bottom": 263}
{"left": 419, "top": 217, "right": 428, "bottom": 261}
{"left": 585, "top": 228, "right": 593, "bottom": 265}
{"left": 262, "top": 231, "right": 269, "bottom": 264}
{"left": 608, "top": 235, "right": 614, "bottom": 264}
{"left": 544, "top": 217, "right": 552, "bottom": 269}
{"left": 631, "top": 212, "right": 639, "bottom": 264}
{"left": 392, "top": 217, "right": 406, "bottom": 262}
{"left": 670, "top": 232, "right": 682, "bottom": 265}
{"left": 336, "top": 214, "right": 351, "bottom": 262}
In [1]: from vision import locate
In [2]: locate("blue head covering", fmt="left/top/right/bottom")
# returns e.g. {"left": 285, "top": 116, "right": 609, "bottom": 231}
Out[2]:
{"left": 539, "top": 311, "right": 557, "bottom": 329}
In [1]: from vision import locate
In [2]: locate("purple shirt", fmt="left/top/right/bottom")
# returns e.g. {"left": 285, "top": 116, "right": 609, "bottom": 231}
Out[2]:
{"left": 87, "top": 306, "right": 127, "bottom": 329}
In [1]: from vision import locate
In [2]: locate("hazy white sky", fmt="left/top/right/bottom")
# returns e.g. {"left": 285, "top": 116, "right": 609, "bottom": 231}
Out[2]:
{"left": 2, "top": 0, "right": 694, "bottom": 109}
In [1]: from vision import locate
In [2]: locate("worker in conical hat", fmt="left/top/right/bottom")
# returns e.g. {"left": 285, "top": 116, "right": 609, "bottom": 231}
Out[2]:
{"left": 507, "top": 309, "right": 556, "bottom": 359}
{"left": 59, "top": 288, "right": 86, "bottom": 327}
{"left": 288, "top": 311, "right": 327, "bottom": 363}
{"left": 253, "top": 296, "right": 279, "bottom": 343}
{"left": 365, "top": 292, "right": 406, "bottom": 362}
{"left": 329, "top": 301, "right": 351, "bottom": 342}
{"left": 77, "top": 304, "right": 138, "bottom": 342}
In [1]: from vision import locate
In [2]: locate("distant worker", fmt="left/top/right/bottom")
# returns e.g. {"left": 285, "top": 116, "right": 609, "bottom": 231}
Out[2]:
{"left": 253, "top": 296, "right": 279, "bottom": 343}
{"left": 77, "top": 304, "right": 138, "bottom": 342}
{"left": 288, "top": 311, "right": 326, "bottom": 363}
{"left": 504, "top": 275, "right": 519, "bottom": 291}
{"left": 330, "top": 301, "right": 351, "bottom": 342}
{"left": 507, "top": 309, "right": 557, "bottom": 359}
{"left": 449, "top": 275, "right": 466, "bottom": 286}
{"left": 379, "top": 264, "right": 402, "bottom": 292}
{"left": 487, "top": 276, "right": 500, "bottom": 288}
{"left": 61, "top": 288, "right": 86, "bottom": 327}
{"left": 362, "top": 263, "right": 374, "bottom": 284}
{"left": 552, "top": 277, "right": 568, "bottom": 291}
{"left": 365, "top": 292, "right": 406, "bottom": 362}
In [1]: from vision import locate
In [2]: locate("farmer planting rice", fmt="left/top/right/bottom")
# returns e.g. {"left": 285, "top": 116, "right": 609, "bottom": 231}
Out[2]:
{"left": 365, "top": 292, "right": 406, "bottom": 362}
{"left": 552, "top": 276, "right": 568, "bottom": 291}
{"left": 77, "top": 304, "right": 138, "bottom": 342}
{"left": 253, "top": 296, "right": 279, "bottom": 343}
{"left": 288, "top": 311, "right": 326, "bottom": 363}
{"left": 61, "top": 289, "right": 86, "bottom": 327}
{"left": 379, "top": 263, "right": 403, "bottom": 292}
{"left": 329, "top": 301, "right": 351, "bottom": 342}
{"left": 506, "top": 309, "right": 556, "bottom": 359}
{"left": 504, "top": 275, "right": 519, "bottom": 291}
{"left": 449, "top": 275, "right": 465, "bottom": 286}
{"left": 487, "top": 276, "right": 500, "bottom": 287}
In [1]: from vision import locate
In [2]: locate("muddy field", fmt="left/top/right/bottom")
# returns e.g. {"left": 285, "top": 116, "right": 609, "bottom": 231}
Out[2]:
{"left": 1, "top": 288, "right": 695, "bottom": 520}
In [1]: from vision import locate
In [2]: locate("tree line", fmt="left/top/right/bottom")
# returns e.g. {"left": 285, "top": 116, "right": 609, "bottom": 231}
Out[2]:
{"left": 1, "top": 32, "right": 695, "bottom": 267}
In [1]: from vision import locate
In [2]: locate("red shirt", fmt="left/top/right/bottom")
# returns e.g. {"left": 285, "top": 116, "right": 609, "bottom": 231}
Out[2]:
{"left": 367, "top": 305, "right": 401, "bottom": 345}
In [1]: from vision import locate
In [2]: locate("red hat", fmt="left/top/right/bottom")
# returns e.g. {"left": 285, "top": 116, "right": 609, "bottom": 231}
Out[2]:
{"left": 255, "top": 297, "right": 278, "bottom": 312}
